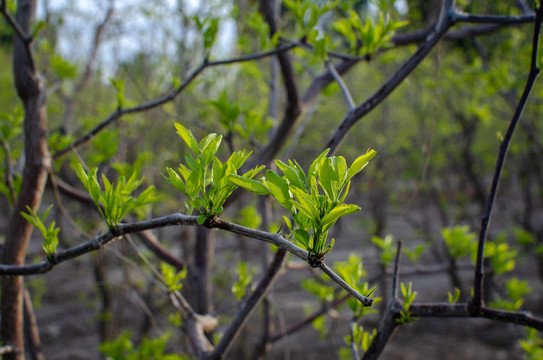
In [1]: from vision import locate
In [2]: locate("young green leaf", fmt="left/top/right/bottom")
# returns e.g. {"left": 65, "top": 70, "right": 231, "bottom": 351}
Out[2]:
{"left": 228, "top": 175, "right": 271, "bottom": 195}
{"left": 265, "top": 170, "right": 292, "bottom": 209}
{"left": 174, "top": 122, "right": 199, "bottom": 154}
{"left": 276, "top": 159, "right": 305, "bottom": 189}
{"left": 347, "top": 149, "right": 376, "bottom": 180}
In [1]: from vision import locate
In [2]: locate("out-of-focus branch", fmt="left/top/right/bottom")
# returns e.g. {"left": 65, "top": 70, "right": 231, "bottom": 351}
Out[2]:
{"left": 204, "top": 249, "right": 286, "bottom": 360}
{"left": 52, "top": 43, "right": 297, "bottom": 160}
{"left": 244, "top": 0, "right": 301, "bottom": 169}
{"left": 326, "top": 61, "right": 355, "bottom": 110}
{"left": 362, "top": 242, "right": 403, "bottom": 360}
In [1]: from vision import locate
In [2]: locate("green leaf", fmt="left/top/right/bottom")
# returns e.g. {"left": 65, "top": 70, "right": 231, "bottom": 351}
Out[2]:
{"left": 347, "top": 149, "right": 376, "bottom": 180}
{"left": 200, "top": 134, "right": 222, "bottom": 167}
{"left": 197, "top": 214, "right": 207, "bottom": 225}
{"left": 228, "top": 175, "right": 271, "bottom": 195}
{"left": 265, "top": 170, "right": 292, "bottom": 209}
{"left": 164, "top": 168, "right": 186, "bottom": 193}
{"left": 294, "top": 228, "right": 310, "bottom": 249}
{"left": 308, "top": 148, "right": 330, "bottom": 185}
{"left": 174, "top": 122, "right": 199, "bottom": 154}
{"left": 321, "top": 203, "right": 360, "bottom": 232}
{"left": 275, "top": 159, "right": 305, "bottom": 189}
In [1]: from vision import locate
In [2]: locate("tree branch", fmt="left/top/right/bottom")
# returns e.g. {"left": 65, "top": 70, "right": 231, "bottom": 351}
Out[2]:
{"left": 204, "top": 249, "right": 286, "bottom": 360}
{"left": 472, "top": 4, "right": 543, "bottom": 315}
{"left": 326, "top": 60, "right": 355, "bottom": 110}
{"left": 319, "top": 262, "right": 373, "bottom": 307}
{"left": 325, "top": 0, "right": 456, "bottom": 154}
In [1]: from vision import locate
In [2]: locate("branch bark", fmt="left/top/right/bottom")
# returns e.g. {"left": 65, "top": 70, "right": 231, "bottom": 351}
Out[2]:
{"left": 1, "top": 1, "right": 51, "bottom": 359}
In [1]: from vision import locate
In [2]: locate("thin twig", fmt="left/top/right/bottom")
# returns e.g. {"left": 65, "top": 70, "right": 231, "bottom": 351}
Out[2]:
{"left": 326, "top": 60, "right": 355, "bottom": 110}
{"left": 391, "top": 241, "right": 402, "bottom": 299}
{"left": 472, "top": 4, "right": 543, "bottom": 315}
{"left": 319, "top": 262, "right": 373, "bottom": 307}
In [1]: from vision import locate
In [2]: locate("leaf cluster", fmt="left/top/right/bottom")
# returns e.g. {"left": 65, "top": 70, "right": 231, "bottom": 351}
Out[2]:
{"left": 76, "top": 164, "right": 160, "bottom": 228}
{"left": 231, "top": 148, "right": 375, "bottom": 257}
{"left": 160, "top": 262, "right": 188, "bottom": 293}
{"left": 396, "top": 282, "right": 418, "bottom": 325}
{"left": 100, "top": 331, "right": 186, "bottom": 360}
{"left": 332, "top": 9, "right": 407, "bottom": 56}
{"left": 164, "top": 122, "right": 263, "bottom": 223}
{"left": 231, "top": 261, "right": 256, "bottom": 300}
{"left": 21, "top": 205, "right": 60, "bottom": 257}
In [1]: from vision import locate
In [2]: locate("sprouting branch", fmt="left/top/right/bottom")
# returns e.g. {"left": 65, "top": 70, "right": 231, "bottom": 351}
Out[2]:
{"left": 407, "top": 303, "right": 543, "bottom": 331}
{"left": 472, "top": 4, "right": 543, "bottom": 315}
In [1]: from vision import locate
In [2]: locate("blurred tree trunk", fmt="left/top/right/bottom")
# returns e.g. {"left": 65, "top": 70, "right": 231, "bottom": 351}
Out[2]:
{"left": 1, "top": 1, "right": 51, "bottom": 359}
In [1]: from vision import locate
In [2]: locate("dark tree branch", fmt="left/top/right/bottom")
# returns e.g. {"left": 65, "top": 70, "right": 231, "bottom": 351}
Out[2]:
{"left": 362, "top": 242, "right": 402, "bottom": 360}
{"left": 204, "top": 249, "right": 286, "bottom": 360}
{"left": 472, "top": 4, "right": 543, "bottom": 315}
{"left": 0, "top": 0, "right": 34, "bottom": 69}
{"left": 453, "top": 11, "right": 537, "bottom": 24}
{"left": 61, "top": 2, "right": 114, "bottom": 131}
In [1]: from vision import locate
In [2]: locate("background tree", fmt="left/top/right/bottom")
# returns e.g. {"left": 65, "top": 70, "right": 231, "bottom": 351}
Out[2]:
{"left": 1, "top": 0, "right": 543, "bottom": 359}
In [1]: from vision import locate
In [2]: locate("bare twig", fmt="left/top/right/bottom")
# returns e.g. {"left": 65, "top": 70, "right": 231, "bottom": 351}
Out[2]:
{"left": 169, "top": 292, "right": 214, "bottom": 355}
{"left": 269, "top": 292, "right": 351, "bottom": 343}
{"left": 472, "top": 4, "right": 543, "bottom": 315}
{"left": 326, "top": 60, "right": 355, "bottom": 110}
{"left": 391, "top": 241, "right": 402, "bottom": 299}
{"left": 319, "top": 262, "right": 373, "bottom": 307}
{"left": 362, "top": 242, "right": 402, "bottom": 360}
